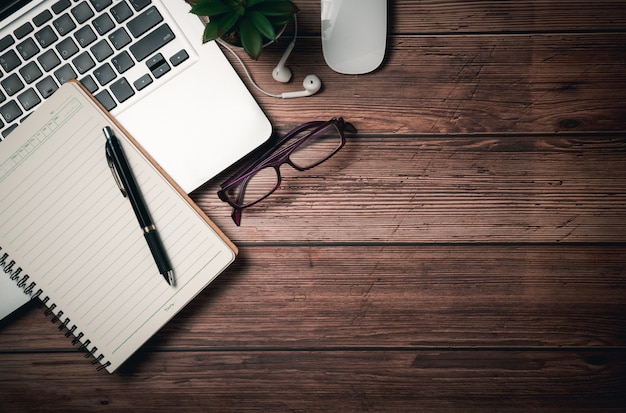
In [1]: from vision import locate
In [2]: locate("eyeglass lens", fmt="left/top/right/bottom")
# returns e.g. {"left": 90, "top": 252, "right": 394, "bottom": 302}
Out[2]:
{"left": 222, "top": 122, "right": 344, "bottom": 208}
{"left": 290, "top": 123, "right": 343, "bottom": 169}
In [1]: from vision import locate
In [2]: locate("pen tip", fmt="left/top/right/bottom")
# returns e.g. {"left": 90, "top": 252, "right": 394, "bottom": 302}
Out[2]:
{"left": 167, "top": 270, "right": 174, "bottom": 286}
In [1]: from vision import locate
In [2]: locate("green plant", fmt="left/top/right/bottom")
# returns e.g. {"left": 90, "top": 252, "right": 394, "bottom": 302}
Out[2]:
{"left": 190, "top": 0, "right": 299, "bottom": 60}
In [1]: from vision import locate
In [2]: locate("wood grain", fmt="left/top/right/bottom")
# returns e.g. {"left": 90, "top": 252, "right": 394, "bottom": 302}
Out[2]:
{"left": 2, "top": 245, "right": 624, "bottom": 349}
{"left": 1, "top": 0, "right": 625, "bottom": 411}
{"left": 191, "top": 135, "right": 626, "bottom": 243}
{"left": 294, "top": 0, "right": 626, "bottom": 33}
{"left": 234, "top": 34, "right": 626, "bottom": 134}
{"left": 1, "top": 350, "right": 625, "bottom": 412}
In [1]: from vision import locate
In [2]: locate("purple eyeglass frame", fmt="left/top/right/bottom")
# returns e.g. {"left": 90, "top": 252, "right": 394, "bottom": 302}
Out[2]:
{"left": 218, "top": 117, "right": 357, "bottom": 225}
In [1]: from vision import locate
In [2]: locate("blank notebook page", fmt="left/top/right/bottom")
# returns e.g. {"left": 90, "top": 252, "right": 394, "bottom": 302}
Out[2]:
{"left": 0, "top": 81, "right": 236, "bottom": 373}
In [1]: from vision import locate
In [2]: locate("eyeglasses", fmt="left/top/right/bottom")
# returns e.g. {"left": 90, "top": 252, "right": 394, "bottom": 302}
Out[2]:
{"left": 218, "top": 117, "right": 357, "bottom": 225}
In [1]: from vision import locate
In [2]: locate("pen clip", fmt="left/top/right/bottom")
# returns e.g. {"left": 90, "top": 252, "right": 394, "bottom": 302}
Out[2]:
{"left": 106, "top": 146, "right": 127, "bottom": 197}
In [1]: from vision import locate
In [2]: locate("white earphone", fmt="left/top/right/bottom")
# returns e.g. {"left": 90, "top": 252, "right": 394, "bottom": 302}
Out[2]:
{"left": 271, "top": 38, "right": 295, "bottom": 83}
{"left": 277, "top": 74, "right": 322, "bottom": 98}
{"left": 217, "top": 15, "right": 321, "bottom": 99}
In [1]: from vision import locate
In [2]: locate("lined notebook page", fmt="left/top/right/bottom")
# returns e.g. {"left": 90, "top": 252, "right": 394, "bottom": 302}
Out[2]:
{"left": 0, "top": 82, "right": 236, "bottom": 373}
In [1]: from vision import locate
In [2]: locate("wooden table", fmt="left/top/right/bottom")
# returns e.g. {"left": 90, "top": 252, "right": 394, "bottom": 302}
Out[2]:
{"left": 2, "top": 1, "right": 625, "bottom": 411}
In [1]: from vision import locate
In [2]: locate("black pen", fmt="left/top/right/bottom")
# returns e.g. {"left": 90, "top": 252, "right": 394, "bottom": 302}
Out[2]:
{"left": 104, "top": 126, "right": 174, "bottom": 286}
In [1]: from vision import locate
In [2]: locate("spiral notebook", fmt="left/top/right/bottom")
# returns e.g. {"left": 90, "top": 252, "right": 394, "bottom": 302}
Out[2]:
{"left": 0, "top": 80, "right": 236, "bottom": 373}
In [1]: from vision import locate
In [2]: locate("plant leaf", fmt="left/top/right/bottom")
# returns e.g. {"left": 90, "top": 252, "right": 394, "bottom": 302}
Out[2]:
{"left": 215, "top": 10, "right": 240, "bottom": 36}
{"left": 246, "top": 0, "right": 268, "bottom": 6}
{"left": 268, "top": 14, "right": 292, "bottom": 27}
{"left": 201, "top": 11, "right": 240, "bottom": 42}
{"left": 202, "top": 20, "right": 220, "bottom": 42}
{"left": 250, "top": 0, "right": 299, "bottom": 16}
{"left": 248, "top": 10, "right": 276, "bottom": 41}
{"left": 239, "top": 16, "right": 263, "bottom": 59}
{"left": 190, "top": 0, "right": 233, "bottom": 17}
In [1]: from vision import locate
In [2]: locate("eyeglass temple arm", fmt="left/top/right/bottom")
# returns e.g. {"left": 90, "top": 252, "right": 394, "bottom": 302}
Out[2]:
{"left": 231, "top": 207, "right": 243, "bottom": 226}
{"left": 224, "top": 118, "right": 356, "bottom": 199}
{"left": 229, "top": 172, "right": 254, "bottom": 226}
{"left": 223, "top": 118, "right": 357, "bottom": 225}
{"left": 221, "top": 121, "right": 331, "bottom": 188}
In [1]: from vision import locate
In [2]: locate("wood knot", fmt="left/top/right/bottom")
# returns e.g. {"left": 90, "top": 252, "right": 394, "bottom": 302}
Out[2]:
{"left": 559, "top": 119, "right": 580, "bottom": 129}
{"left": 585, "top": 354, "right": 607, "bottom": 367}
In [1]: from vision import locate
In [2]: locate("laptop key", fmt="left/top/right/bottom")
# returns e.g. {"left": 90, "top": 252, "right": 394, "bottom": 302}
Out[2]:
{"left": 129, "top": 0, "right": 152, "bottom": 12}
{"left": 90, "top": 39, "right": 113, "bottom": 61}
{"left": 52, "top": 0, "right": 72, "bottom": 14}
{"left": 75, "top": 26, "right": 97, "bottom": 47}
{"left": 89, "top": 0, "right": 114, "bottom": 13}
{"left": 71, "top": 2, "right": 95, "bottom": 24}
{"left": 133, "top": 74, "right": 152, "bottom": 91}
{"left": 20, "top": 62, "right": 43, "bottom": 84}
{"left": 0, "top": 36, "right": 15, "bottom": 53}
{"left": 146, "top": 53, "right": 169, "bottom": 78}
{"left": 73, "top": 51, "right": 95, "bottom": 74}
{"left": 19, "top": 113, "right": 31, "bottom": 124}
{"left": 93, "top": 14, "right": 115, "bottom": 36}
{"left": 35, "top": 26, "right": 59, "bottom": 48}
{"left": 95, "top": 89, "right": 116, "bottom": 111}
{"left": 80, "top": 75, "right": 98, "bottom": 93}
{"left": 56, "top": 37, "right": 79, "bottom": 60}
{"left": 109, "top": 28, "right": 131, "bottom": 50}
{"left": 93, "top": 62, "right": 116, "bottom": 85}
{"left": 129, "top": 24, "right": 175, "bottom": 61}
{"left": 110, "top": 77, "right": 135, "bottom": 103}
{"left": 36, "top": 76, "right": 59, "bottom": 98}
{"left": 38, "top": 49, "right": 62, "bottom": 71}
{"left": 18, "top": 88, "right": 41, "bottom": 111}
{"left": 2, "top": 124, "right": 18, "bottom": 138}
{"left": 17, "top": 38, "right": 40, "bottom": 61}
{"left": 1, "top": 74, "right": 25, "bottom": 96}
{"left": 111, "top": 51, "right": 134, "bottom": 73}
{"left": 33, "top": 10, "right": 53, "bottom": 27}
{"left": 53, "top": 14, "right": 77, "bottom": 36}
{"left": 170, "top": 49, "right": 189, "bottom": 67}
{"left": 2, "top": 124, "right": 18, "bottom": 137}
{"left": 152, "top": 63, "right": 170, "bottom": 79}
{"left": 14, "top": 23, "right": 34, "bottom": 40}
{"left": 111, "top": 2, "right": 134, "bottom": 23}
{"left": 127, "top": 7, "right": 163, "bottom": 38}
{"left": 0, "top": 50, "right": 21, "bottom": 73}
{"left": 0, "top": 101, "right": 23, "bottom": 123}
{"left": 53, "top": 63, "right": 77, "bottom": 84}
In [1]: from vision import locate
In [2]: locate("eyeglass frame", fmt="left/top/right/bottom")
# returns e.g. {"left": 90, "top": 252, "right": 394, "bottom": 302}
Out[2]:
{"left": 218, "top": 117, "right": 357, "bottom": 225}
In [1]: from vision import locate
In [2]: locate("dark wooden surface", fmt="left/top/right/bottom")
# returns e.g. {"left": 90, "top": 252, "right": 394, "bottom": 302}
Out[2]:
{"left": 2, "top": 1, "right": 626, "bottom": 411}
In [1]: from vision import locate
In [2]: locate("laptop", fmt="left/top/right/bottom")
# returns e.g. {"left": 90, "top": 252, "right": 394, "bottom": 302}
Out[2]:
{"left": 0, "top": 0, "right": 272, "bottom": 321}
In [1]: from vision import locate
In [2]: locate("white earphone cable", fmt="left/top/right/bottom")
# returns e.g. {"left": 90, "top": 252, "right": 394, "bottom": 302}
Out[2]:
{"left": 216, "top": 15, "right": 299, "bottom": 99}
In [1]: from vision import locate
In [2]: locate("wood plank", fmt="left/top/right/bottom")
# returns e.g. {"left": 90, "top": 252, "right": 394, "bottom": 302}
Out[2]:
{"left": 1, "top": 2, "right": 624, "bottom": 412}
{"left": 1, "top": 350, "right": 624, "bottom": 412}
{"left": 187, "top": 0, "right": 626, "bottom": 33}
{"left": 2, "top": 246, "right": 624, "bottom": 350}
{"left": 292, "top": 0, "right": 626, "bottom": 33}
{"left": 189, "top": 135, "right": 626, "bottom": 243}
{"left": 229, "top": 34, "right": 626, "bottom": 134}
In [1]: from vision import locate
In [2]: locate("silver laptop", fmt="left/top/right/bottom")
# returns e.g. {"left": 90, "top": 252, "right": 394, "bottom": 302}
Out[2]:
{"left": 0, "top": 0, "right": 272, "bottom": 320}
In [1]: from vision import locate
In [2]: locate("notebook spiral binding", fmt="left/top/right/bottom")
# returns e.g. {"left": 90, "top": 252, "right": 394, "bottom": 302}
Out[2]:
{"left": 0, "top": 247, "right": 111, "bottom": 372}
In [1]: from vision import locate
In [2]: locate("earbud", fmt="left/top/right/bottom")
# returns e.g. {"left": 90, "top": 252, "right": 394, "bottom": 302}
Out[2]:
{"left": 273, "top": 40, "right": 322, "bottom": 98}
{"left": 272, "top": 39, "right": 295, "bottom": 83}
{"left": 280, "top": 74, "right": 322, "bottom": 98}
{"left": 218, "top": 15, "right": 321, "bottom": 99}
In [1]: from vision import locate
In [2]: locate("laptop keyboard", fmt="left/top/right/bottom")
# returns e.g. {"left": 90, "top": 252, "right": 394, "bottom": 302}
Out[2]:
{"left": 0, "top": 0, "right": 190, "bottom": 139}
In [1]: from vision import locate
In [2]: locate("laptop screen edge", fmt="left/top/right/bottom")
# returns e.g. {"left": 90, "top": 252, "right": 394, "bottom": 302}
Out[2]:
{"left": 0, "top": 0, "right": 34, "bottom": 23}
